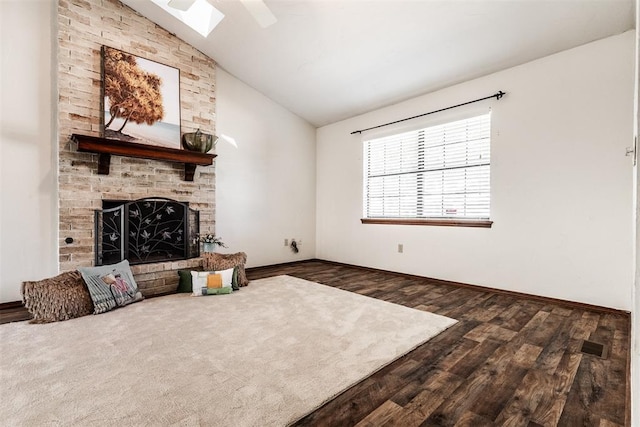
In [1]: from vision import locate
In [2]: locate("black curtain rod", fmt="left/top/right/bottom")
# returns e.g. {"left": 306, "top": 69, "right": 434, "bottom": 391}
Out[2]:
{"left": 350, "top": 90, "right": 506, "bottom": 135}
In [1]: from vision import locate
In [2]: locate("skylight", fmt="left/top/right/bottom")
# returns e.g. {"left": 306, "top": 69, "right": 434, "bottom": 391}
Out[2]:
{"left": 151, "top": 0, "right": 225, "bottom": 38}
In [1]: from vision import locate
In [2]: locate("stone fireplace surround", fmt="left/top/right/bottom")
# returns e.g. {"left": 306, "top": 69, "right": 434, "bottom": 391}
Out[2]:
{"left": 58, "top": 0, "right": 217, "bottom": 296}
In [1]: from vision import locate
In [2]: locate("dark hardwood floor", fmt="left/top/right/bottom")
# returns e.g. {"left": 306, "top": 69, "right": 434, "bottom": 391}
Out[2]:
{"left": 0, "top": 302, "right": 31, "bottom": 324}
{"left": 1, "top": 259, "right": 630, "bottom": 426}
{"left": 246, "top": 260, "right": 630, "bottom": 427}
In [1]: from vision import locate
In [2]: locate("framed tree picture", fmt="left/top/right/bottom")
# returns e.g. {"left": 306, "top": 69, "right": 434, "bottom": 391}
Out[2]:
{"left": 101, "top": 46, "right": 181, "bottom": 149}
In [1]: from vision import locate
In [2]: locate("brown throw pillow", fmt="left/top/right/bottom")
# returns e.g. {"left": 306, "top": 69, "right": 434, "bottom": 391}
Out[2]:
{"left": 22, "top": 271, "right": 94, "bottom": 323}
{"left": 201, "top": 252, "right": 249, "bottom": 286}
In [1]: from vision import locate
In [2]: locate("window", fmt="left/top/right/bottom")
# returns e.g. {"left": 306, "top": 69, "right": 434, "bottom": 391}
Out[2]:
{"left": 363, "top": 113, "right": 491, "bottom": 226}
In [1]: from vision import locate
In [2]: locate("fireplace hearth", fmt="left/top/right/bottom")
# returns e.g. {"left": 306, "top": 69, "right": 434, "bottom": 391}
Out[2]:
{"left": 95, "top": 198, "right": 200, "bottom": 266}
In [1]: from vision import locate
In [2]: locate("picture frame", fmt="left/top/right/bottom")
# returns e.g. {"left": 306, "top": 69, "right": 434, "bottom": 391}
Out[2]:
{"left": 101, "top": 46, "right": 181, "bottom": 149}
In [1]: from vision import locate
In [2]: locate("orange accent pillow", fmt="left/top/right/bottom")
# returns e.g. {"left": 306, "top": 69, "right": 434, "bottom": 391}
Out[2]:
{"left": 207, "top": 273, "right": 222, "bottom": 288}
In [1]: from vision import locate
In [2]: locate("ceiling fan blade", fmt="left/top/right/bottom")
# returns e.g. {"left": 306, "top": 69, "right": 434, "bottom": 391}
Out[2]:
{"left": 238, "top": 0, "right": 277, "bottom": 28}
{"left": 167, "top": 0, "right": 196, "bottom": 12}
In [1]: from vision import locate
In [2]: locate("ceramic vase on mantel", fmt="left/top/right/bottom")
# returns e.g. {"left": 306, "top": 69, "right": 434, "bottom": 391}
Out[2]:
{"left": 203, "top": 242, "right": 215, "bottom": 253}
{"left": 182, "top": 129, "right": 218, "bottom": 153}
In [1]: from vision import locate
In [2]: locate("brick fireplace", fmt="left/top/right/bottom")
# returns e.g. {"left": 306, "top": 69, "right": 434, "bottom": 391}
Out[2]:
{"left": 58, "top": 0, "right": 216, "bottom": 296}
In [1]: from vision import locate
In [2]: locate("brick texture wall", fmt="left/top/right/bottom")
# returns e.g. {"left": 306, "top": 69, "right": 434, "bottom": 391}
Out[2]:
{"left": 58, "top": 0, "right": 216, "bottom": 295}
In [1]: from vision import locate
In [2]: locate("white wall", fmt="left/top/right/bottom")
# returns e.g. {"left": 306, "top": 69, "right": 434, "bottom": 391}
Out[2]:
{"left": 632, "top": 1, "right": 639, "bottom": 425}
{"left": 317, "top": 31, "right": 635, "bottom": 311}
{"left": 0, "top": 0, "right": 58, "bottom": 303}
{"left": 215, "top": 68, "right": 316, "bottom": 267}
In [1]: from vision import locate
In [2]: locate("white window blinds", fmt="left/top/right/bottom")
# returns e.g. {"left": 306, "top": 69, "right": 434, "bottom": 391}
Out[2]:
{"left": 363, "top": 113, "right": 491, "bottom": 219}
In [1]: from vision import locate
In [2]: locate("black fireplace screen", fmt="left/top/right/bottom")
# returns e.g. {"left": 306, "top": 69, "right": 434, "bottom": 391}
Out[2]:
{"left": 95, "top": 198, "right": 200, "bottom": 266}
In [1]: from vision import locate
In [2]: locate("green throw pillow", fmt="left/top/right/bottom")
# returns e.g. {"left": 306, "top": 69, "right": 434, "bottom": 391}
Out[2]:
{"left": 177, "top": 269, "right": 194, "bottom": 293}
{"left": 232, "top": 267, "right": 239, "bottom": 291}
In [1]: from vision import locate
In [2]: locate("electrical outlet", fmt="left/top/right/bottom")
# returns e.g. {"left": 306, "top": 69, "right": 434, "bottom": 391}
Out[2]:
{"left": 398, "top": 244, "right": 403, "bottom": 253}
{"left": 284, "top": 239, "right": 288, "bottom": 246}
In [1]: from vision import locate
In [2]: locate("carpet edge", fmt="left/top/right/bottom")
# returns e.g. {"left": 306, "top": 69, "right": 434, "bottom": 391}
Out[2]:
{"left": 285, "top": 316, "right": 458, "bottom": 426}
{"left": 271, "top": 274, "right": 457, "bottom": 325}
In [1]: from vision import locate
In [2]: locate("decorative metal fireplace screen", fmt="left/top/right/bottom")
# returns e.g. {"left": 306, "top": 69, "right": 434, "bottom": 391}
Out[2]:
{"left": 95, "top": 198, "right": 200, "bottom": 266}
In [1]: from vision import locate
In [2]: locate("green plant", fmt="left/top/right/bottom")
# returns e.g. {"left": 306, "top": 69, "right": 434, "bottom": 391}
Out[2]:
{"left": 197, "top": 233, "right": 227, "bottom": 247}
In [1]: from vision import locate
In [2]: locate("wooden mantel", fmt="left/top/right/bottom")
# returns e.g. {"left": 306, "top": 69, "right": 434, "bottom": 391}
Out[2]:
{"left": 71, "top": 134, "right": 217, "bottom": 181}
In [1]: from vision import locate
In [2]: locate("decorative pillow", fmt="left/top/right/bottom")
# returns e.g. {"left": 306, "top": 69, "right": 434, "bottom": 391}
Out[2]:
{"left": 177, "top": 269, "right": 194, "bottom": 293}
{"left": 179, "top": 268, "right": 237, "bottom": 293}
{"left": 22, "top": 271, "right": 94, "bottom": 324}
{"left": 78, "top": 260, "right": 144, "bottom": 314}
{"left": 191, "top": 269, "right": 234, "bottom": 296}
{"left": 201, "top": 252, "right": 249, "bottom": 287}
{"left": 231, "top": 267, "right": 240, "bottom": 291}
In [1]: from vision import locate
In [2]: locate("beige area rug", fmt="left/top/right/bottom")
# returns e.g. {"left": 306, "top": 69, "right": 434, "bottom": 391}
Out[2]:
{"left": 0, "top": 275, "right": 456, "bottom": 426}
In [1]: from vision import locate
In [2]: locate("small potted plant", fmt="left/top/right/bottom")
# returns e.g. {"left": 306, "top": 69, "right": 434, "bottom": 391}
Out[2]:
{"left": 198, "top": 233, "right": 227, "bottom": 253}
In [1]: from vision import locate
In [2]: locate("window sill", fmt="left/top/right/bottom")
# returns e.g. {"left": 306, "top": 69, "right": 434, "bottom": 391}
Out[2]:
{"left": 360, "top": 218, "right": 493, "bottom": 228}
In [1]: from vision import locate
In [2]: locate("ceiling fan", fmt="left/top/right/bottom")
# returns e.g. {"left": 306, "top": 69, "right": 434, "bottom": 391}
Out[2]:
{"left": 167, "top": 0, "right": 277, "bottom": 28}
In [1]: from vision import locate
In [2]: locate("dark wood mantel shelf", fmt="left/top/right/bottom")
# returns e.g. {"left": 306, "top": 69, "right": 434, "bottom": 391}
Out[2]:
{"left": 71, "top": 134, "right": 217, "bottom": 181}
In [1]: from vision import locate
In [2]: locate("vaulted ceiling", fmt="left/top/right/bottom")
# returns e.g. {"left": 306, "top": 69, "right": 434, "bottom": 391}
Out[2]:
{"left": 121, "top": 0, "right": 635, "bottom": 127}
